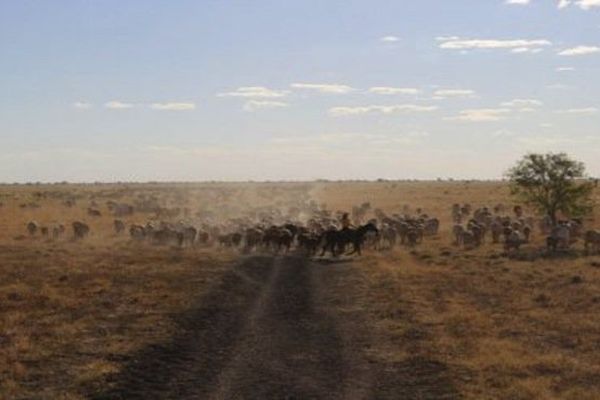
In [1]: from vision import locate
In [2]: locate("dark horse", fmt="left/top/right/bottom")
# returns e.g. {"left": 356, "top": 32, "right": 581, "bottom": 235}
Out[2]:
{"left": 320, "top": 222, "right": 379, "bottom": 257}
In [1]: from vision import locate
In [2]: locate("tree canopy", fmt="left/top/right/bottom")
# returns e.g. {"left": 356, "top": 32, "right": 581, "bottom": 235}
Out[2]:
{"left": 506, "top": 153, "right": 594, "bottom": 225}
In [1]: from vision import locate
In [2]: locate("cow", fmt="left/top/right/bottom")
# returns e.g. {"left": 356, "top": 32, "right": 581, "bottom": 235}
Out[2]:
{"left": 453, "top": 225, "right": 465, "bottom": 246}
{"left": 423, "top": 218, "right": 440, "bottom": 236}
{"left": 114, "top": 219, "right": 126, "bottom": 234}
{"left": 505, "top": 230, "right": 525, "bottom": 251}
{"left": 27, "top": 221, "right": 39, "bottom": 236}
{"left": 551, "top": 224, "right": 571, "bottom": 250}
{"left": 52, "top": 224, "right": 66, "bottom": 239}
{"left": 87, "top": 208, "right": 102, "bottom": 217}
{"left": 130, "top": 224, "right": 146, "bottom": 241}
{"left": 490, "top": 221, "right": 503, "bottom": 244}
{"left": 379, "top": 224, "right": 398, "bottom": 249}
{"left": 72, "top": 221, "right": 90, "bottom": 240}
{"left": 584, "top": 230, "right": 600, "bottom": 254}
{"left": 180, "top": 226, "right": 197, "bottom": 247}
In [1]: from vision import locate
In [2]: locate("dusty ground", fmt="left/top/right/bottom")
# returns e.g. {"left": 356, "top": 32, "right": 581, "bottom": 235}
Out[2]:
{"left": 1, "top": 181, "right": 600, "bottom": 399}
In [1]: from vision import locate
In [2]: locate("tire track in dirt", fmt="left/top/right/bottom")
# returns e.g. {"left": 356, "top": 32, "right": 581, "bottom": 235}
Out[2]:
{"left": 313, "top": 256, "right": 462, "bottom": 400}
{"left": 91, "top": 254, "right": 460, "bottom": 399}
{"left": 91, "top": 256, "right": 277, "bottom": 400}
{"left": 208, "top": 255, "right": 350, "bottom": 400}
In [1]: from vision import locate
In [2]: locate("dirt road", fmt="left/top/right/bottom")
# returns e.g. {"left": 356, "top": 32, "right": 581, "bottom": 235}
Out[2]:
{"left": 92, "top": 255, "right": 459, "bottom": 399}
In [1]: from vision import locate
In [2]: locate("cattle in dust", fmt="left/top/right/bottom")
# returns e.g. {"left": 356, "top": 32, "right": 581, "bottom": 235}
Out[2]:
{"left": 52, "top": 224, "right": 66, "bottom": 239}
{"left": 584, "top": 230, "right": 600, "bottom": 254}
{"left": 218, "top": 232, "right": 243, "bottom": 248}
{"left": 244, "top": 227, "right": 263, "bottom": 250}
{"left": 108, "top": 202, "right": 135, "bottom": 217}
{"left": 423, "top": 218, "right": 440, "bottom": 236}
{"left": 87, "top": 208, "right": 102, "bottom": 217}
{"left": 114, "top": 219, "right": 126, "bottom": 234}
{"left": 151, "top": 227, "right": 183, "bottom": 247}
{"left": 453, "top": 225, "right": 465, "bottom": 246}
{"left": 72, "top": 221, "right": 90, "bottom": 240}
{"left": 379, "top": 224, "right": 397, "bottom": 249}
{"left": 129, "top": 224, "right": 146, "bottom": 241}
{"left": 262, "top": 226, "right": 294, "bottom": 252}
{"left": 180, "top": 226, "right": 197, "bottom": 247}
{"left": 297, "top": 230, "right": 321, "bottom": 255}
{"left": 196, "top": 230, "right": 210, "bottom": 245}
{"left": 546, "top": 223, "right": 573, "bottom": 252}
{"left": 63, "top": 199, "right": 76, "bottom": 208}
{"left": 490, "top": 221, "right": 504, "bottom": 244}
{"left": 320, "top": 222, "right": 379, "bottom": 257}
{"left": 504, "top": 230, "right": 525, "bottom": 251}
{"left": 27, "top": 221, "right": 39, "bottom": 236}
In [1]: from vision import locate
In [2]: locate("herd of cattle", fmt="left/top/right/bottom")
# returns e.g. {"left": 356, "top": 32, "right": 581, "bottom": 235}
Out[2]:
{"left": 21, "top": 199, "right": 600, "bottom": 256}
{"left": 449, "top": 202, "right": 600, "bottom": 253}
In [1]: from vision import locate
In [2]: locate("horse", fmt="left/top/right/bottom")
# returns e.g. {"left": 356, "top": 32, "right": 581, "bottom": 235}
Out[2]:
{"left": 320, "top": 223, "right": 379, "bottom": 257}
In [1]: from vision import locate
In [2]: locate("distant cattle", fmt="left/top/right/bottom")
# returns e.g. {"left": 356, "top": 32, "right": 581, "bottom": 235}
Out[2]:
{"left": 129, "top": 224, "right": 146, "bottom": 241}
{"left": 72, "top": 221, "right": 90, "bottom": 240}
{"left": 114, "top": 219, "right": 126, "bottom": 234}
{"left": 504, "top": 230, "right": 525, "bottom": 251}
{"left": 87, "top": 208, "right": 102, "bottom": 217}
{"left": 27, "top": 221, "right": 39, "bottom": 236}
{"left": 584, "top": 230, "right": 600, "bottom": 254}
{"left": 180, "top": 226, "right": 197, "bottom": 246}
{"left": 52, "top": 224, "right": 66, "bottom": 239}
{"left": 109, "top": 202, "right": 134, "bottom": 217}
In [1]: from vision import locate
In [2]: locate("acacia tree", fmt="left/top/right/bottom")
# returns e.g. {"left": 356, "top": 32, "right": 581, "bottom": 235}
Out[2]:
{"left": 506, "top": 153, "right": 594, "bottom": 226}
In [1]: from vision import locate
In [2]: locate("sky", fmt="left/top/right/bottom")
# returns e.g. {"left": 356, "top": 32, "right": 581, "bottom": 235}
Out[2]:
{"left": 1, "top": 0, "right": 599, "bottom": 182}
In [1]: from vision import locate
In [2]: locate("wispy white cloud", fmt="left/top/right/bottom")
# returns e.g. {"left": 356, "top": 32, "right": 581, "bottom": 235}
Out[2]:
{"left": 577, "top": 0, "right": 600, "bottom": 9}
{"left": 150, "top": 102, "right": 196, "bottom": 111}
{"left": 506, "top": 0, "right": 531, "bottom": 5}
{"left": 435, "top": 36, "right": 460, "bottom": 42}
{"left": 559, "top": 0, "right": 600, "bottom": 9}
{"left": 329, "top": 104, "right": 438, "bottom": 117}
{"left": 438, "top": 37, "right": 552, "bottom": 52}
{"left": 291, "top": 83, "right": 355, "bottom": 94}
{"left": 105, "top": 101, "right": 134, "bottom": 109}
{"left": 445, "top": 108, "right": 510, "bottom": 122}
{"left": 558, "top": 45, "right": 600, "bottom": 56}
{"left": 217, "top": 86, "right": 289, "bottom": 98}
{"left": 501, "top": 98, "right": 543, "bottom": 107}
{"left": 556, "top": 66, "right": 576, "bottom": 72}
{"left": 73, "top": 101, "right": 92, "bottom": 110}
{"left": 511, "top": 47, "right": 544, "bottom": 54}
{"left": 380, "top": 36, "right": 400, "bottom": 43}
{"left": 558, "top": 0, "right": 572, "bottom": 9}
{"left": 556, "top": 107, "right": 599, "bottom": 115}
{"left": 368, "top": 87, "right": 420, "bottom": 95}
{"left": 243, "top": 100, "right": 289, "bottom": 112}
{"left": 433, "top": 89, "right": 476, "bottom": 99}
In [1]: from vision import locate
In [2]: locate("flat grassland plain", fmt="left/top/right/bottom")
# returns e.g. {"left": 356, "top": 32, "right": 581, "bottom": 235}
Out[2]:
{"left": 1, "top": 181, "right": 600, "bottom": 399}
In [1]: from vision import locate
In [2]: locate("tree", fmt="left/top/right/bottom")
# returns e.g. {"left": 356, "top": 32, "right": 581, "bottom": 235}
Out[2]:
{"left": 506, "top": 153, "right": 594, "bottom": 226}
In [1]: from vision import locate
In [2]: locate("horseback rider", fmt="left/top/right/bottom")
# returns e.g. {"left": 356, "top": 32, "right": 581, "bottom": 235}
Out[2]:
{"left": 340, "top": 212, "right": 354, "bottom": 230}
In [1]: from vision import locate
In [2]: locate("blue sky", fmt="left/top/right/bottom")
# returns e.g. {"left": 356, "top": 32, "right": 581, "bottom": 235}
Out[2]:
{"left": 1, "top": 0, "right": 599, "bottom": 182}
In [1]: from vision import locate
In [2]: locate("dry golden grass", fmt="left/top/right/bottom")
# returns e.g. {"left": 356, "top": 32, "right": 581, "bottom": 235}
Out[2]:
{"left": 0, "top": 240, "right": 235, "bottom": 399}
{"left": 1, "top": 180, "right": 600, "bottom": 398}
